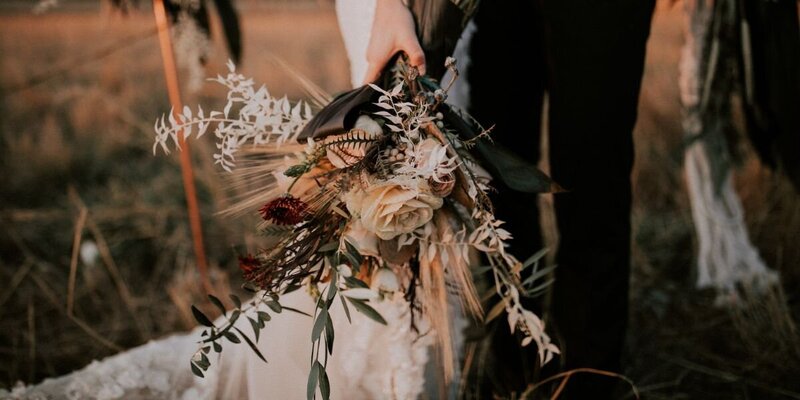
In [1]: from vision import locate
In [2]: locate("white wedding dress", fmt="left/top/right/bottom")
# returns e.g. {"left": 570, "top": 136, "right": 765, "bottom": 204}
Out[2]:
{"left": 3, "top": 2, "right": 476, "bottom": 399}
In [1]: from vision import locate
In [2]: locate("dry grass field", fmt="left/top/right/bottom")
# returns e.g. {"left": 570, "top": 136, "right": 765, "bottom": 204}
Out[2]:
{"left": 1, "top": 2, "right": 799, "bottom": 399}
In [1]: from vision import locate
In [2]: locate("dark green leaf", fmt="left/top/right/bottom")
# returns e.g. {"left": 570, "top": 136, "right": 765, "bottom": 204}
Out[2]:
{"left": 284, "top": 164, "right": 310, "bottom": 177}
{"left": 201, "top": 346, "right": 211, "bottom": 354}
{"left": 213, "top": 341, "right": 222, "bottom": 353}
{"left": 312, "top": 308, "right": 328, "bottom": 342}
{"left": 344, "top": 276, "right": 369, "bottom": 289}
{"left": 339, "top": 296, "right": 352, "bottom": 323}
{"left": 326, "top": 282, "right": 338, "bottom": 302}
{"left": 224, "top": 331, "right": 241, "bottom": 344}
{"left": 317, "top": 241, "right": 339, "bottom": 253}
{"left": 229, "top": 294, "right": 242, "bottom": 309}
{"left": 318, "top": 362, "right": 330, "bottom": 400}
{"left": 196, "top": 353, "right": 210, "bottom": 370}
{"left": 522, "top": 265, "right": 557, "bottom": 288}
{"left": 332, "top": 252, "right": 343, "bottom": 267}
{"left": 257, "top": 311, "right": 271, "bottom": 322}
{"left": 347, "top": 298, "right": 387, "bottom": 325}
{"left": 522, "top": 248, "right": 548, "bottom": 269}
{"left": 344, "top": 241, "right": 362, "bottom": 263}
{"left": 282, "top": 306, "right": 312, "bottom": 317}
{"left": 325, "top": 316, "right": 334, "bottom": 355}
{"left": 248, "top": 317, "right": 261, "bottom": 341}
{"left": 242, "top": 282, "right": 260, "bottom": 293}
{"left": 192, "top": 305, "right": 214, "bottom": 327}
{"left": 524, "top": 278, "right": 556, "bottom": 297}
{"left": 191, "top": 362, "right": 205, "bottom": 378}
{"left": 267, "top": 301, "right": 283, "bottom": 313}
{"left": 341, "top": 242, "right": 362, "bottom": 269}
{"left": 284, "top": 284, "right": 302, "bottom": 294}
{"left": 208, "top": 294, "right": 227, "bottom": 316}
{"left": 307, "top": 362, "right": 320, "bottom": 400}
{"left": 229, "top": 310, "right": 241, "bottom": 324}
{"left": 234, "top": 327, "right": 267, "bottom": 363}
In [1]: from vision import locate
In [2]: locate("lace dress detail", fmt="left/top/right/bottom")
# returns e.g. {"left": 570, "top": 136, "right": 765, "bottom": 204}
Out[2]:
{"left": 3, "top": 291, "right": 434, "bottom": 400}
{"left": 2, "top": 333, "right": 220, "bottom": 400}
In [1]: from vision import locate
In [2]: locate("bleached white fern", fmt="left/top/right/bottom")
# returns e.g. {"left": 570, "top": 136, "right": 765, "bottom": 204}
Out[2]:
{"left": 153, "top": 60, "right": 313, "bottom": 171}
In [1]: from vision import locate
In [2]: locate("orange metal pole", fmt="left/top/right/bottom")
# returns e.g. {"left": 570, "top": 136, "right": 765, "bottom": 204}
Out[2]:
{"left": 153, "top": 0, "right": 212, "bottom": 293}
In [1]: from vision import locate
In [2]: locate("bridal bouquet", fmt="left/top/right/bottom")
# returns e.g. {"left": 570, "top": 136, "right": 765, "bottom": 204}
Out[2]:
{"left": 154, "top": 57, "right": 558, "bottom": 399}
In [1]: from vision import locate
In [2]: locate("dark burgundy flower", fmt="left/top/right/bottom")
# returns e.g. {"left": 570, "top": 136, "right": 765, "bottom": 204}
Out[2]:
{"left": 238, "top": 255, "right": 260, "bottom": 275}
{"left": 258, "top": 195, "right": 308, "bottom": 225}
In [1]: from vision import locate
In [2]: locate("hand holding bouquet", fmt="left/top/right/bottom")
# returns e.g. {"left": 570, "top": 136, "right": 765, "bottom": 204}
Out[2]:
{"left": 154, "top": 56, "right": 559, "bottom": 399}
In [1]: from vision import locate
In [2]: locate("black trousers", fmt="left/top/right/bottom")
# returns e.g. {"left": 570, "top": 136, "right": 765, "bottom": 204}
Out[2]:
{"left": 466, "top": 0, "right": 654, "bottom": 398}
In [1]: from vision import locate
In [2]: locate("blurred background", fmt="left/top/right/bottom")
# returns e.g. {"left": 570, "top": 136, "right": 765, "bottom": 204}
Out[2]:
{"left": 1, "top": 1, "right": 798, "bottom": 399}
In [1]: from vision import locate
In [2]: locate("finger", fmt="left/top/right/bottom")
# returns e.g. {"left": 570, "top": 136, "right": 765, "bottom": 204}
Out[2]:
{"left": 401, "top": 38, "right": 426, "bottom": 76}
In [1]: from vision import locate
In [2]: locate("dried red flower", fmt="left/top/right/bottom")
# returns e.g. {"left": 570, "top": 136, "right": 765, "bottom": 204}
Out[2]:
{"left": 238, "top": 255, "right": 260, "bottom": 275}
{"left": 258, "top": 195, "right": 308, "bottom": 225}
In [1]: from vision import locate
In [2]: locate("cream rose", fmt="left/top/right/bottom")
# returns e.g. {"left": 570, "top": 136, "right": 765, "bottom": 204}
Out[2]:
{"left": 342, "top": 219, "right": 380, "bottom": 258}
{"left": 344, "top": 182, "right": 443, "bottom": 240}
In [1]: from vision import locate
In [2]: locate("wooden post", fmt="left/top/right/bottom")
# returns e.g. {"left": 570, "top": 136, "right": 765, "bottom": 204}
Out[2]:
{"left": 153, "top": 0, "right": 212, "bottom": 293}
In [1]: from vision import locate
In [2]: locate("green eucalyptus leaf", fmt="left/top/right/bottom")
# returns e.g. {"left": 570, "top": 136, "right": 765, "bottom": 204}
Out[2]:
{"left": 257, "top": 311, "right": 271, "bottom": 322}
{"left": 524, "top": 278, "right": 556, "bottom": 297}
{"left": 284, "top": 284, "right": 302, "bottom": 295}
{"left": 234, "top": 327, "right": 267, "bottom": 363}
{"left": 312, "top": 308, "right": 328, "bottom": 342}
{"left": 208, "top": 295, "right": 227, "bottom": 316}
{"left": 307, "top": 362, "right": 320, "bottom": 400}
{"left": 284, "top": 164, "right": 310, "bottom": 177}
{"left": 317, "top": 241, "right": 339, "bottom": 253}
{"left": 248, "top": 316, "right": 261, "bottom": 341}
{"left": 197, "top": 353, "right": 210, "bottom": 370}
{"left": 191, "top": 305, "right": 214, "bottom": 327}
{"left": 522, "top": 248, "right": 548, "bottom": 269}
{"left": 230, "top": 294, "right": 242, "bottom": 309}
{"left": 347, "top": 298, "right": 387, "bottom": 325}
{"left": 326, "top": 282, "right": 338, "bottom": 302}
{"left": 339, "top": 296, "right": 352, "bottom": 324}
{"left": 267, "top": 301, "right": 283, "bottom": 313}
{"left": 242, "top": 282, "right": 260, "bottom": 293}
{"left": 282, "top": 306, "right": 312, "bottom": 317}
{"left": 325, "top": 316, "right": 334, "bottom": 355}
{"left": 344, "top": 276, "right": 369, "bottom": 289}
{"left": 191, "top": 362, "right": 205, "bottom": 378}
{"left": 522, "top": 264, "right": 557, "bottom": 287}
{"left": 224, "top": 331, "right": 241, "bottom": 344}
{"left": 318, "top": 362, "right": 330, "bottom": 400}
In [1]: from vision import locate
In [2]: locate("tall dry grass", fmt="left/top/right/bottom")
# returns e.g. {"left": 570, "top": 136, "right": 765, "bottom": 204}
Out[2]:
{"left": 0, "top": 5, "right": 348, "bottom": 387}
{"left": 624, "top": 4, "right": 800, "bottom": 400}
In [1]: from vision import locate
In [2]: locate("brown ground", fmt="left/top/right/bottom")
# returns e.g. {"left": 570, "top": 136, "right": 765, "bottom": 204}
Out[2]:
{"left": 1, "top": 2, "right": 798, "bottom": 399}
